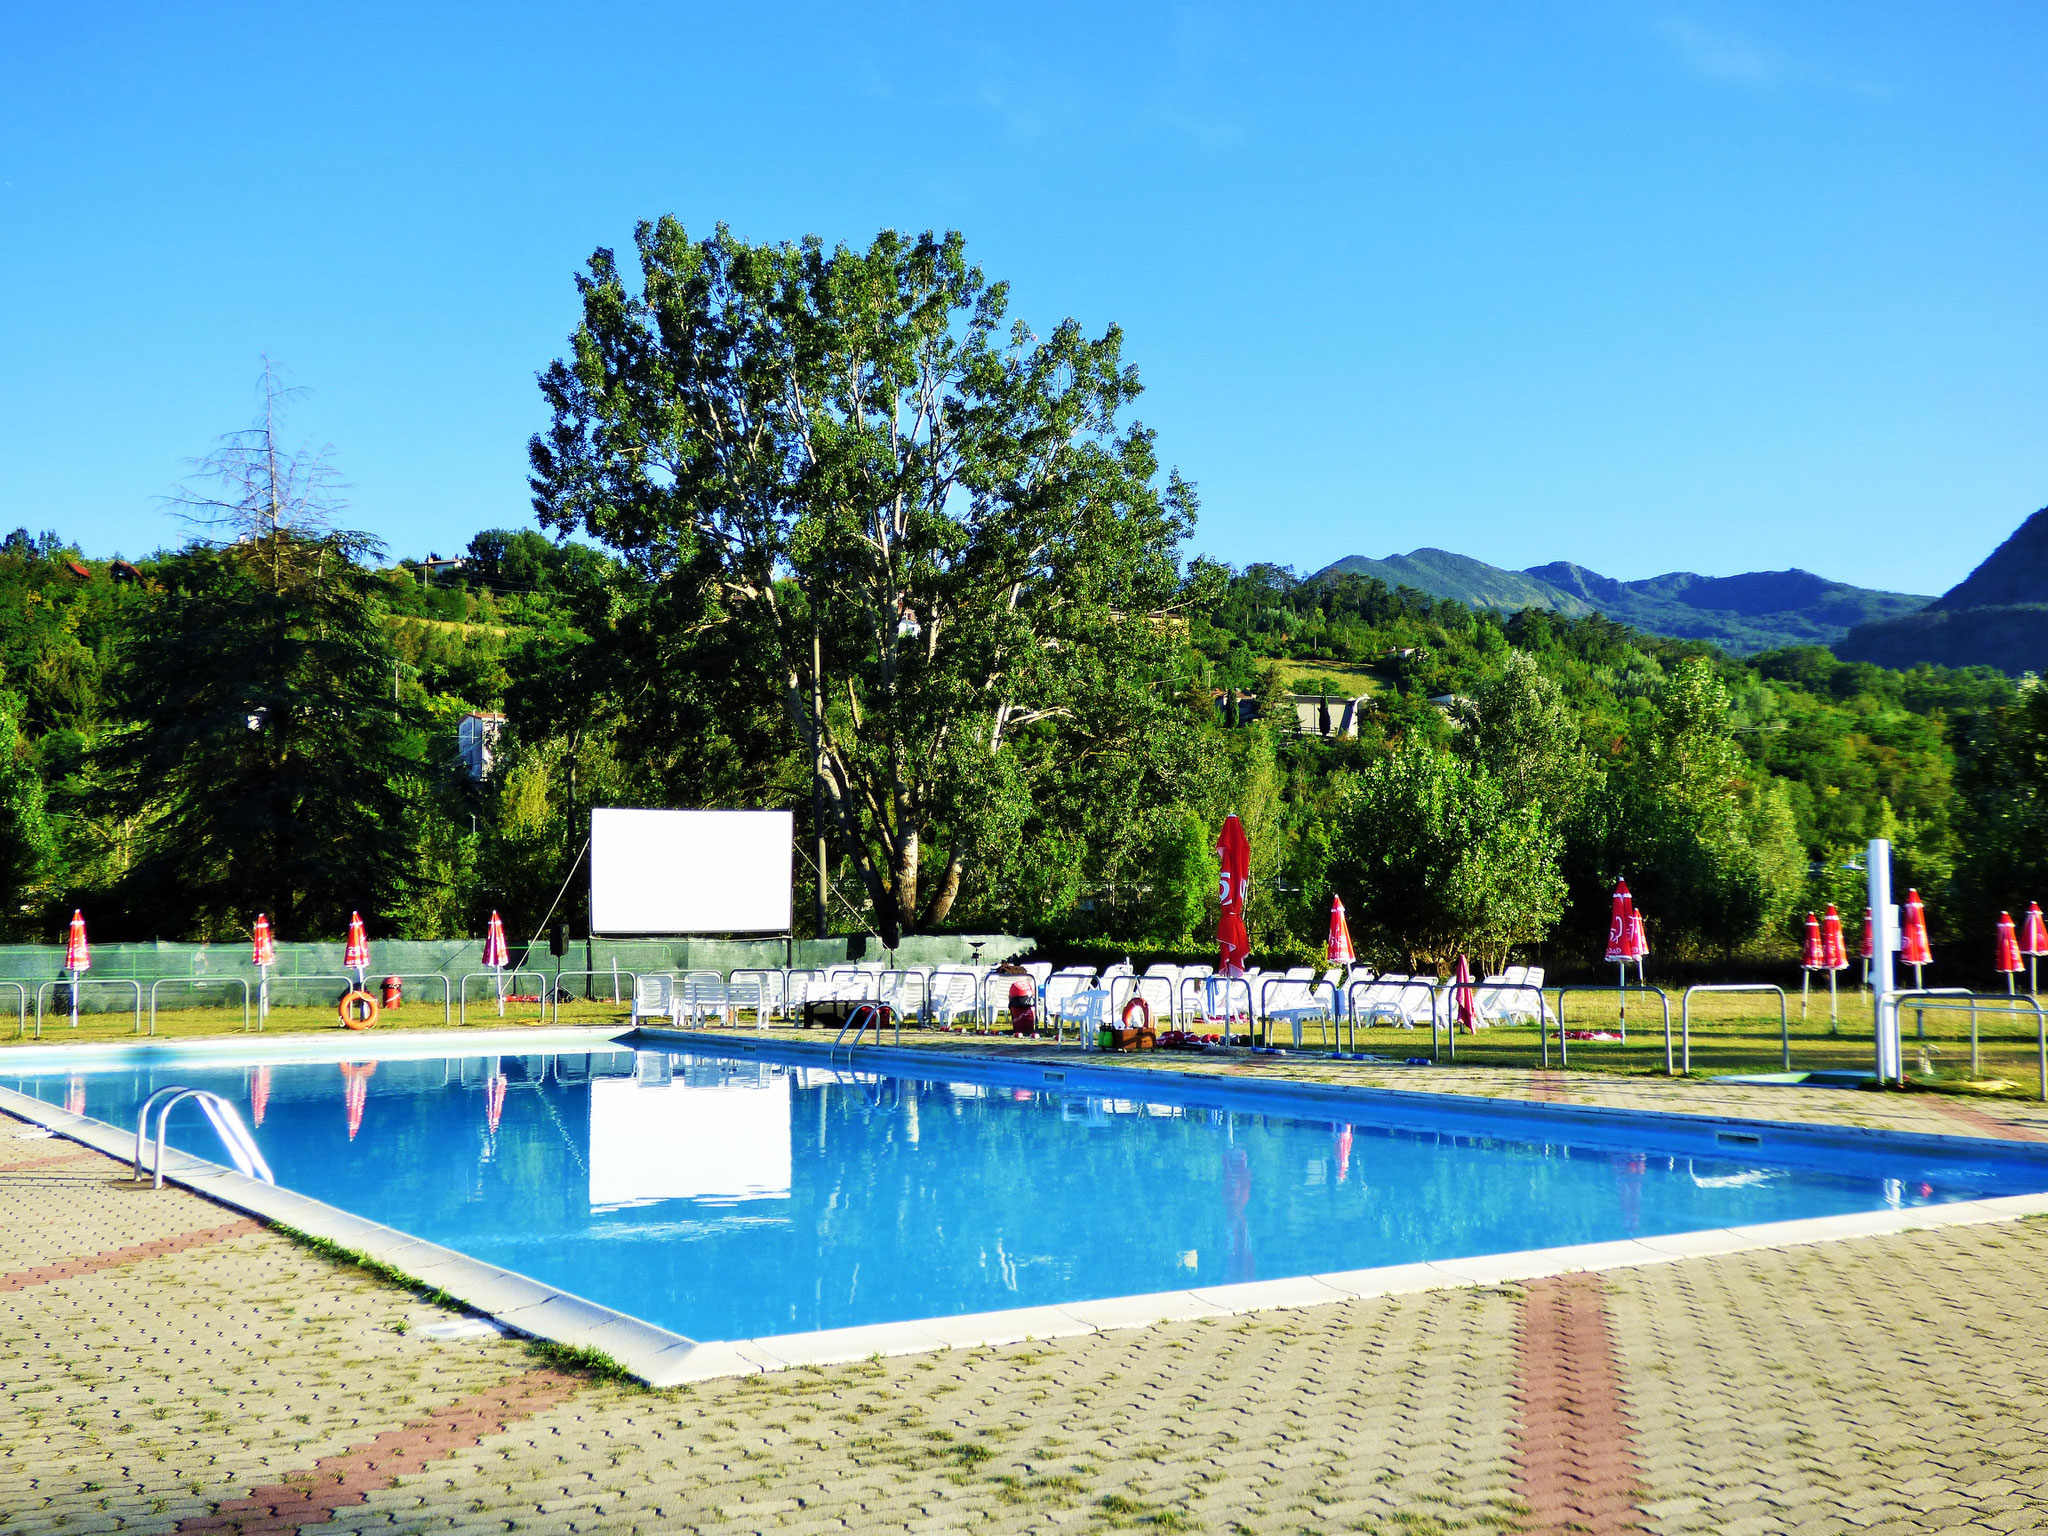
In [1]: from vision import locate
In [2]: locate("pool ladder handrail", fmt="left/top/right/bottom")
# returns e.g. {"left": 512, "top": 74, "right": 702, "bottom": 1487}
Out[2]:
{"left": 132, "top": 1086, "right": 275, "bottom": 1189}
{"left": 831, "top": 1002, "right": 895, "bottom": 1059}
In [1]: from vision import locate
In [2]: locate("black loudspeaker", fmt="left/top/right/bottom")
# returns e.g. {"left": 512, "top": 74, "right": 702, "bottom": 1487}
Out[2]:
{"left": 549, "top": 920, "right": 566, "bottom": 957}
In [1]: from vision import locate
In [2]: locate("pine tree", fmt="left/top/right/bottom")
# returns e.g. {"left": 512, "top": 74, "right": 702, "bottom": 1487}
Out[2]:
{"left": 96, "top": 532, "right": 425, "bottom": 938}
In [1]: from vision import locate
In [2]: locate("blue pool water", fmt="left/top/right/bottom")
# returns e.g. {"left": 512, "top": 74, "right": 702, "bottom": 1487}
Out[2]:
{"left": 10, "top": 1038, "right": 2046, "bottom": 1342}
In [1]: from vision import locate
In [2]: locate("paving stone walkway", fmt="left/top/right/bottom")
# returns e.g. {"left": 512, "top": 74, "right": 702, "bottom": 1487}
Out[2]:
{"left": 5, "top": 1047, "right": 2048, "bottom": 1534}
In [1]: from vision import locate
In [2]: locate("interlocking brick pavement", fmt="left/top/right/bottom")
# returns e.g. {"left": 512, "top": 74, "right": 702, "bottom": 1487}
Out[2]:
{"left": 0, "top": 1126, "right": 537, "bottom": 1535}
{"left": 6, "top": 1052, "right": 2048, "bottom": 1536}
{"left": 1606, "top": 1219, "right": 2048, "bottom": 1535}
{"left": 1513, "top": 1274, "right": 1645, "bottom": 1535}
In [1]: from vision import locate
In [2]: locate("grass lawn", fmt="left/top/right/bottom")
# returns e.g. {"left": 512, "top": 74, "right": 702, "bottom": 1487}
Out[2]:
{"left": 1283, "top": 663, "right": 1385, "bottom": 695}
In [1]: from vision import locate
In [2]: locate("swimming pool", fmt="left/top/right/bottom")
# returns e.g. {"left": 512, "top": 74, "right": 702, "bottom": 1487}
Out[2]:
{"left": 8, "top": 1031, "right": 2046, "bottom": 1348}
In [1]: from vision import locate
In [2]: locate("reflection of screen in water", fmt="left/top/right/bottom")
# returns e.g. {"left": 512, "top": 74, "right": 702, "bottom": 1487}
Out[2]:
{"left": 587, "top": 1071, "right": 792, "bottom": 1210}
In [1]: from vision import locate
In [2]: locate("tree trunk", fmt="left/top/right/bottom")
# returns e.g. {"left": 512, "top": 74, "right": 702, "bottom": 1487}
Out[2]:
{"left": 891, "top": 829, "right": 920, "bottom": 937}
{"left": 918, "top": 851, "right": 964, "bottom": 929}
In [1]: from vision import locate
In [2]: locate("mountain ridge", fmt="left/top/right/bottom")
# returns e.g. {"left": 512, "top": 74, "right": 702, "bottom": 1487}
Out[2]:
{"left": 1310, "top": 550, "right": 1930, "bottom": 657}
{"left": 1837, "top": 506, "right": 2048, "bottom": 673}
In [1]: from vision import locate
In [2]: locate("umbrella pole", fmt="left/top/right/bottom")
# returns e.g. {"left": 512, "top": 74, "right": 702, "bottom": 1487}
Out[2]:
{"left": 1801, "top": 970, "right": 1810, "bottom": 1022}
{"left": 1617, "top": 962, "right": 1626, "bottom": 1025}
{"left": 496, "top": 967, "right": 506, "bottom": 1018}
{"left": 1828, "top": 969, "right": 1838, "bottom": 1034}
{"left": 2033, "top": 955, "right": 2039, "bottom": 998}
{"left": 69, "top": 970, "right": 78, "bottom": 1030}
{"left": 1913, "top": 964, "right": 1924, "bottom": 1036}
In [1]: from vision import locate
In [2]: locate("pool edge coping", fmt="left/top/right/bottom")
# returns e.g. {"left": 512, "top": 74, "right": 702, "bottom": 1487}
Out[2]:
{"left": 5, "top": 1043, "right": 2048, "bottom": 1387}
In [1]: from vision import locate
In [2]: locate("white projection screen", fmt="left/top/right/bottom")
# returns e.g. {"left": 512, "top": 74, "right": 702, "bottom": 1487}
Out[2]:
{"left": 589, "top": 808, "right": 793, "bottom": 934}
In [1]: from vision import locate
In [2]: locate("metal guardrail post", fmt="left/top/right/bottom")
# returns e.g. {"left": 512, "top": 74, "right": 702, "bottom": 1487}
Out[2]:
{"left": 36, "top": 977, "right": 144, "bottom": 1036}
{"left": 728, "top": 969, "right": 785, "bottom": 1024}
{"left": 544, "top": 968, "right": 632, "bottom": 1021}
{"left": 2, "top": 981, "right": 27, "bottom": 1040}
{"left": 385, "top": 972, "right": 454, "bottom": 1027}
{"left": 1886, "top": 990, "right": 2048, "bottom": 1099}
{"left": 149, "top": 977, "right": 252, "bottom": 1034}
{"left": 1678, "top": 984, "right": 1790, "bottom": 1074}
{"left": 459, "top": 970, "right": 548, "bottom": 1025}
{"left": 1551, "top": 986, "right": 1670, "bottom": 1069}
{"left": 781, "top": 969, "right": 827, "bottom": 1024}
{"left": 878, "top": 969, "right": 930, "bottom": 1026}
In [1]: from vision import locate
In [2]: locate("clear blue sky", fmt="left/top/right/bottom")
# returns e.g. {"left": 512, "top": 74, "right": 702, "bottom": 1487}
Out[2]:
{"left": 2, "top": 2, "right": 2042, "bottom": 594}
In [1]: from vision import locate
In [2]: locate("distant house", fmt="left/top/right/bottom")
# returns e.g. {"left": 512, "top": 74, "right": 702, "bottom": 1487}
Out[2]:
{"left": 457, "top": 713, "right": 505, "bottom": 780}
{"left": 1287, "top": 694, "right": 1372, "bottom": 737}
{"left": 1214, "top": 691, "right": 1373, "bottom": 736}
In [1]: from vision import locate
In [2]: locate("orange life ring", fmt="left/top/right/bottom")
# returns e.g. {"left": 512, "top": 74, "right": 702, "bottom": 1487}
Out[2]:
{"left": 338, "top": 989, "right": 381, "bottom": 1030}
{"left": 1121, "top": 996, "right": 1152, "bottom": 1029}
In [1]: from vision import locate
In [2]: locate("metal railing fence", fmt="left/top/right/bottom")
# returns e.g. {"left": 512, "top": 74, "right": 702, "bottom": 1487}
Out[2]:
{"left": 1678, "top": 985, "right": 1789, "bottom": 1075}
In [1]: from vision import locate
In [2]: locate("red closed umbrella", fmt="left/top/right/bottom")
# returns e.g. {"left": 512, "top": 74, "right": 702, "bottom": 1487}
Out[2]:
{"left": 343, "top": 912, "right": 370, "bottom": 988}
{"left": 1900, "top": 889, "right": 1932, "bottom": 987}
{"left": 1821, "top": 906, "right": 1849, "bottom": 971}
{"left": 1818, "top": 905, "right": 1849, "bottom": 1031}
{"left": 1798, "top": 912, "right": 1822, "bottom": 1022}
{"left": 1215, "top": 815, "right": 1251, "bottom": 979}
{"left": 1604, "top": 880, "right": 1634, "bottom": 963}
{"left": 63, "top": 910, "right": 89, "bottom": 1029}
{"left": 2023, "top": 902, "right": 2048, "bottom": 996}
{"left": 252, "top": 915, "right": 275, "bottom": 1024}
{"left": 1326, "top": 895, "right": 1354, "bottom": 968}
{"left": 1995, "top": 912, "right": 2023, "bottom": 995}
{"left": 1859, "top": 907, "right": 1874, "bottom": 962}
{"left": 482, "top": 911, "right": 511, "bottom": 1017}
{"left": 1604, "top": 879, "right": 1643, "bottom": 1022}
{"left": 1452, "top": 953, "right": 1478, "bottom": 1033}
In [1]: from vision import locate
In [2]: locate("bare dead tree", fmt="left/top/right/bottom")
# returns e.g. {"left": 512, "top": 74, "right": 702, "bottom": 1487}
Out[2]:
{"left": 167, "top": 358, "right": 351, "bottom": 542}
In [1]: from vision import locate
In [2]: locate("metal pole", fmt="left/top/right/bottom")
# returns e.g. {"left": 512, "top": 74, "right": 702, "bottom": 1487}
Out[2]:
{"left": 812, "top": 620, "right": 830, "bottom": 940}
{"left": 1869, "top": 838, "right": 1899, "bottom": 1083}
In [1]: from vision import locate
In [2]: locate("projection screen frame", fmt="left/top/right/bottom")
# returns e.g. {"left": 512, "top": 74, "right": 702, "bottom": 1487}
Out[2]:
{"left": 588, "top": 807, "right": 794, "bottom": 936}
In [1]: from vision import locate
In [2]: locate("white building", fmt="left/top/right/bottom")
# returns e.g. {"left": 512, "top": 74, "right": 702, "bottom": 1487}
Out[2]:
{"left": 457, "top": 713, "right": 505, "bottom": 780}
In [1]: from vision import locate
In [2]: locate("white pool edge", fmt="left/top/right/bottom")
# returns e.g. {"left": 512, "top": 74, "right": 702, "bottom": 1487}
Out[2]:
{"left": 7, "top": 1057, "right": 2048, "bottom": 1387}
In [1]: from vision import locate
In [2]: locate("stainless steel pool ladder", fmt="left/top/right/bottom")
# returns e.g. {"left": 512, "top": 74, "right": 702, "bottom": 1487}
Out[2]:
{"left": 132, "top": 1086, "right": 275, "bottom": 1189}
{"left": 831, "top": 1002, "right": 895, "bottom": 1060}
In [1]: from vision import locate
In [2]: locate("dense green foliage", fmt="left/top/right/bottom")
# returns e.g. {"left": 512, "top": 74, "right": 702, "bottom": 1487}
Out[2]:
{"left": 0, "top": 229, "right": 2033, "bottom": 976}
{"left": 0, "top": 524, "right": 2027, "bottom": 969}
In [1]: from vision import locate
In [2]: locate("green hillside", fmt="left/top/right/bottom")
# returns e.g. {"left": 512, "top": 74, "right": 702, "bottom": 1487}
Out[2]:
{"left": 1313, "top": 549, "right": 1595, "bottom": 616}
{"left": 1838, "top": 507, "right": 2048, "bottom": 674}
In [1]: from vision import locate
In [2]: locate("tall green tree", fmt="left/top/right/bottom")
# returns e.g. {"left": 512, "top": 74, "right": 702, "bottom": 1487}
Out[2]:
{"left": 1464, "top": 649, "right": 1599, "bottom": 822}
{"left": 0, "top": 690, "right": 59, "bottom": 933}
{"left": 94, "top": 532, "right": 424, "bottom": 938}
{"left": 531, "top": 219, "right": 1207, "bottom": 944}
{"left": 1329, "top": 738, "right": 1566, "bottom": 971}
{"left": 1582, "top": 656, "right": 1804, "bottom": 958}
